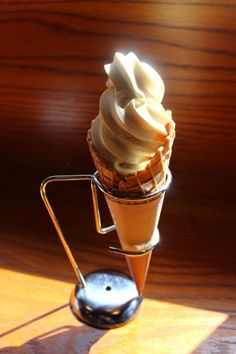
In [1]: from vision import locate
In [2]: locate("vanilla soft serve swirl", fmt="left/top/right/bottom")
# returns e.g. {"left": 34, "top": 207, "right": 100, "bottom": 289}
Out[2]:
{"left": 91, "top": 52, "right": 174, "bottom": 175}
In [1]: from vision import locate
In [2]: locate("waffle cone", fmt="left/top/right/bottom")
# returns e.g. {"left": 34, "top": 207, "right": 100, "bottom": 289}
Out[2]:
{"left": 87, "top": 121, "right": 174, "bottom": 196}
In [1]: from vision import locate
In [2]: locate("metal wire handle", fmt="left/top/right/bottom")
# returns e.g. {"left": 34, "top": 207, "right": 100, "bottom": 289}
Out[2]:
{"left": 40, "top": 170, "right": 171, "bottom": 285}
{"left": 40, "top": 174, "right": 115, "bottom": 287}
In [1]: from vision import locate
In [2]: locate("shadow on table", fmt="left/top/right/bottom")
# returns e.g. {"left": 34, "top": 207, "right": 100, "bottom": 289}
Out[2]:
{"left": 0, "top": 303, "right": 107, "bottom": 354}
{"left": 0, "top": 325, "right": 106, "bottom": 354}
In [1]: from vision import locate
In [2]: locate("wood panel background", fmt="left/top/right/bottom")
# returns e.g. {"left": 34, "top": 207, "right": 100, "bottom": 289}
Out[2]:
{"left": 0, "top": 2, "right": 235, "bottom": 273}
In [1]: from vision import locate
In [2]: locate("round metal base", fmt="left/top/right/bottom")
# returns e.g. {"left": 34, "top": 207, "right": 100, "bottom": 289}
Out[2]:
{"left": 70, "top": 269, "right": 143, "bottom": 329}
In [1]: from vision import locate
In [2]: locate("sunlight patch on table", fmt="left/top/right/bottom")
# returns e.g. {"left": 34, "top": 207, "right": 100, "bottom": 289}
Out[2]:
{"left": 91, "top": 298, "right": 228, "bottom": 354}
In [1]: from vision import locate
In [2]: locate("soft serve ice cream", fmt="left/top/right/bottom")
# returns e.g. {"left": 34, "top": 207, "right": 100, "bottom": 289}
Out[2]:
{"left": 89, "top": 52, "right": 175, "bottom": 194}
{"left": 87, "top": 52, "right": 175, "bottom": 294}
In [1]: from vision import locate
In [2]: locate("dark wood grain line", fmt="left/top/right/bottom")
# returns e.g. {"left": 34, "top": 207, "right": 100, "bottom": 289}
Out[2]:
{"left": 162, "top": 62, "right": 236, "bottom": 72}
{"left": 166, "top": 77, "right": 236, "bottom": 84}
{"left": 169, "top": 93, "right": 236, "bottom": 98}
{"left": 1, "top": 60, "right": 236, "bottom": 75}
{"left": 175, "top": 110, "right": 236, "bottom": 116}
{"left": 0, "top": 55, "right": 107, "bottom": 62}
{"left": 0, "top": 84, "right": 100, "bottom": 95}
{"left": 1, "top": 1, "right": 236, "bottom": 9}
{"left": 156, "top": 262, "right": 233, "bottom": 270}
{"left": 0, "top": 62, "right": 101, "bottom": 76}
{"left": 221, "top": 326, "right": 236, "bottom": 330}
{"left": 154, "top": 270, "right": 236, "bottom": 276}
{"left": 110, "top": 1, "right": 236, "bottom": 8}
{"left": 174, "top": 103, "right": 236, "bottom": 111}
{"left": 155, "top": 294, "right": 236, "bottom": 302}
{"left": 219, "top": 339, "right": 236, "bottom": 344}
{"left": 1, "top": 10, "right": 236, "bottom": 37}
{"left": 1, "top": 17, "right": 235, "bottom": 58}
{"left": 151, "top": 280, "right": 236, "bottom": 288}
{"left": 176, "top": 115, "right": 235, "bottom": 125}
{"left": 197, "top": 309, "right": 236, "bottom": 316}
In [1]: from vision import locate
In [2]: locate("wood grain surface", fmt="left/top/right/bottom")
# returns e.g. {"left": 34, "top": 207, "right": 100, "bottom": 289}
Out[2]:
{"left": 0, "top": 1, "right": 236, "bottom": 353}
{"left": 0, "top": 229, "right": 235, "bottom": 353}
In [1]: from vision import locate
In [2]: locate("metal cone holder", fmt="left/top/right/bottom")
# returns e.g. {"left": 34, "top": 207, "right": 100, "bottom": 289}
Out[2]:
{"left": 40, "top": 169, "right": 172, "bottom": 329}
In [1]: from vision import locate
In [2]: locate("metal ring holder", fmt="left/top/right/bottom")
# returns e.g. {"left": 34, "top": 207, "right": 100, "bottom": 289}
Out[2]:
{"left": 40, "top": 169, "right": 172, "bottom": 329}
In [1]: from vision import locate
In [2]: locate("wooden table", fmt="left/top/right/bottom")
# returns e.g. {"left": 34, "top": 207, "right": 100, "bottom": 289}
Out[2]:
{"left": 0, "top": 197, "right": 235, "bottom": 353}
{"left": 0, "top": 1, "right": 236, "bottom": 353}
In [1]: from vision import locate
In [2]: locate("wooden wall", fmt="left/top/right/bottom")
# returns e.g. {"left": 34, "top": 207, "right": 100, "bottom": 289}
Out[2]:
{"left": 0, "top": 1, "right": 235, "bottom": 267}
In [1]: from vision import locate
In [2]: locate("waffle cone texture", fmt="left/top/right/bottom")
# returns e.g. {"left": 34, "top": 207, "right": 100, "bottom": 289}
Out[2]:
{"left": 87, "top": 121, "right": 175, "bottom": 196}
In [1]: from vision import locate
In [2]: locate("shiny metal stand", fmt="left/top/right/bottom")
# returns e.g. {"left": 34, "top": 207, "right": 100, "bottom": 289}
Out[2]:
{"left": 40, "top": 170, "right": 171, "bottom": 329}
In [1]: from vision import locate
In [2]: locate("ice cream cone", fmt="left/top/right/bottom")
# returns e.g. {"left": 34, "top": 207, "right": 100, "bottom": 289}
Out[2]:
{"left": 86, "top": 52, "right": 175, "bottom": 295}
{"left": 104, "top": 183, "right": 165, "bottom": 294}
{"left": 87, "top": 123, "right": 172, "bottom": 294}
